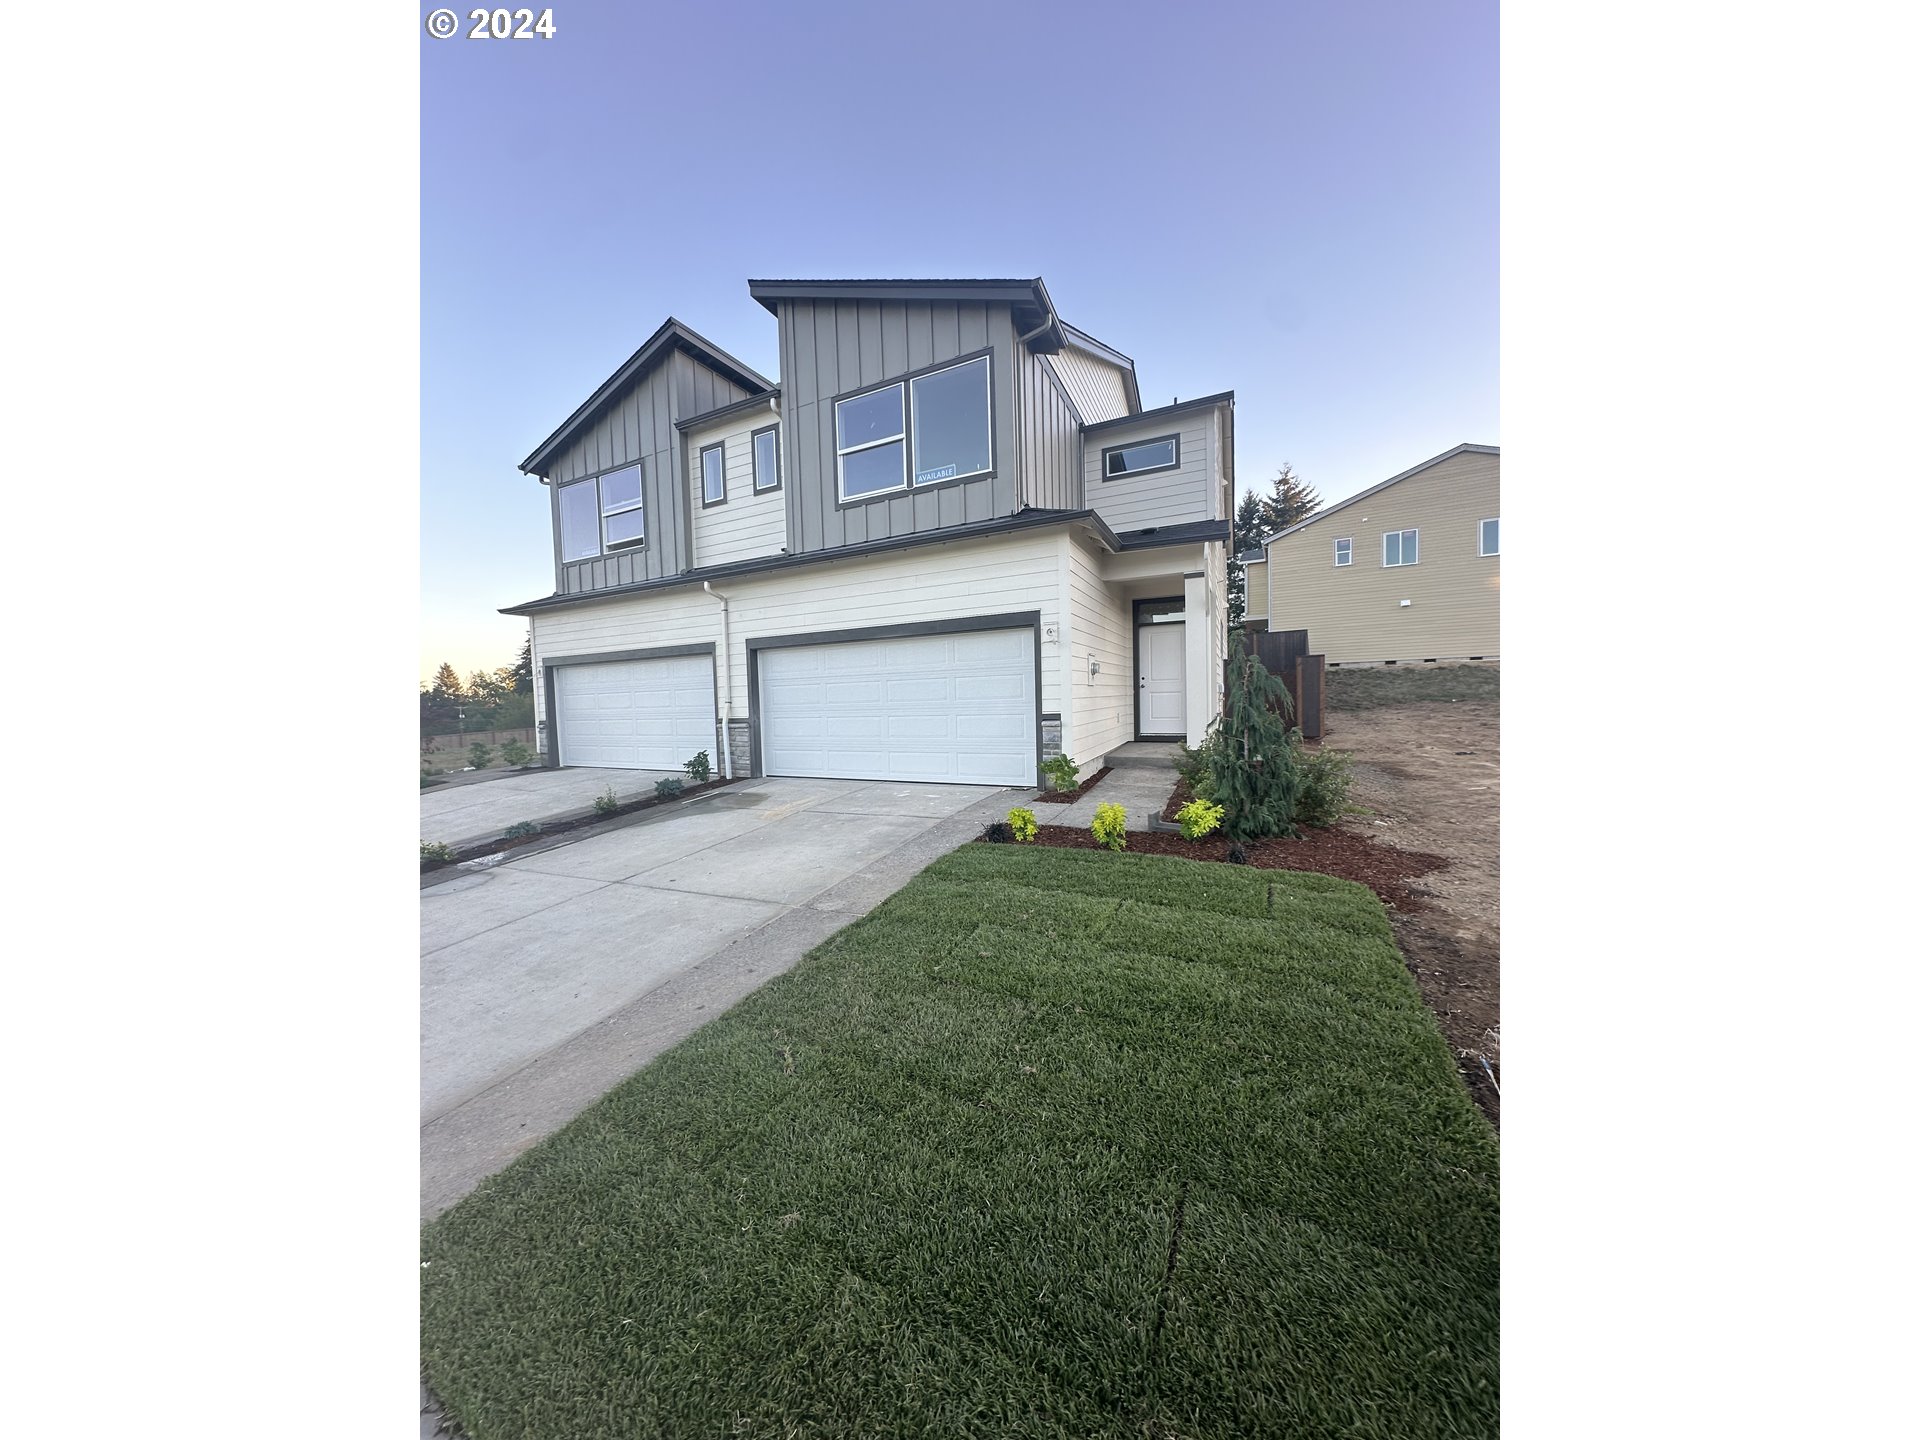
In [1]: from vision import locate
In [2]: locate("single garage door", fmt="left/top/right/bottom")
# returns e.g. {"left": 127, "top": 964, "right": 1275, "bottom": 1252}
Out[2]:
{"left": 758, "top": 626, "right": 1036, "bottom": 786}
{"left": 552, "top": 653, "right": 715, "bottom": 769}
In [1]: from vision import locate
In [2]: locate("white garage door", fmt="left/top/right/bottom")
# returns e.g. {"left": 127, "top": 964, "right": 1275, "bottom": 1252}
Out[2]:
{"left": 553, "top": 654, "right": 715, "bottom": 770}
{"left": 758, "top": 627, "right": 1036, "bottom": 786}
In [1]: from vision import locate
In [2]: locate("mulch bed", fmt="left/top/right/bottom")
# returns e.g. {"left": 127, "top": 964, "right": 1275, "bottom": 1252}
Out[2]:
{"left": 421, "top": 777, "right": 738, "bottom": 874}
{"left": 1021, "top": 824, "right": 1449, "bottom": 913}
{"left": 1029, "top": 766, "right": 1112, "bottom": 804}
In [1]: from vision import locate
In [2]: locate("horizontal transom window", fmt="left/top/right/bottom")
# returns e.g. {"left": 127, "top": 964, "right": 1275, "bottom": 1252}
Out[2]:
{"left": 1383, "top": 528, "right": 1418, "bottom": 567}
{"left": 835, "top": 354, "right": 993, "bottom": 503}
{"left": 1103, "top": 434, "right": 1180, "bottom": 479}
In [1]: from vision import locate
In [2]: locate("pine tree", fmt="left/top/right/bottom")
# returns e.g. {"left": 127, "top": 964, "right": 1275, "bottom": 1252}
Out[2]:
{"left": 1212, "top": 629, "right": 1303, "bottom": 841}
{"left": 512, "top": 634, "right": 534, "bottom": 694}
{"left": 1262, "top": 462, "right": 1321, "bottom": 532}
{"left": 432, "top": 662, "right": 464, "bottom": 699}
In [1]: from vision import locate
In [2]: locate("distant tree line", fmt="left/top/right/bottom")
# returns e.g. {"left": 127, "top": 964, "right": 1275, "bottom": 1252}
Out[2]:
{"left": 1229, "top": 463, "right": 1322, "bottom": 625}
{"left": 421, "top": 635, "right": 535, "bottom": 735}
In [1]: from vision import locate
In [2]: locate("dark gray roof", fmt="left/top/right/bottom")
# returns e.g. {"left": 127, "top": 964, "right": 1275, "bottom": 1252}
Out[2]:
{"left": 675, "top": 387, "right": 780, "bottom": 432}
{"left": 1080, "top": 390, "right": 1235, "bottom": 434}
{"left": 501, "top": 510, "right": 1226, "bottom": 616}
{"left": 1266, "top": 443, "right": 1501, "bottom": 543}
{"left": 746, "top": 278, "right": 1058, "bottom": 341}
{"left": 520, "top": 318, "right": 775, "bottom": 476}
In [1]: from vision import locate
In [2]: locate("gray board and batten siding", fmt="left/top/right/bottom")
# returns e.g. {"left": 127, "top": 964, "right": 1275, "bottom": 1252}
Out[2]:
{"left": 773, "top": 299, "right": 1027, "bottom": 554}
{"left": 542, "top": 353, "right": 755, "bottom": 595}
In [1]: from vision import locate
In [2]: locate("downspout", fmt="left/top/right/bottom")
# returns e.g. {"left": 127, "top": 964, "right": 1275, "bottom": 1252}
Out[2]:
{"left": 703, "top": 581, "right": 735, "bottom": 779}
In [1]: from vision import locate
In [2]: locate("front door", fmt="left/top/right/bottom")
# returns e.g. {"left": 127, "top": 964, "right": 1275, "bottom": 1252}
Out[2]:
{"left": 1137, "top": 621, "right": 1187, "bottom": 738}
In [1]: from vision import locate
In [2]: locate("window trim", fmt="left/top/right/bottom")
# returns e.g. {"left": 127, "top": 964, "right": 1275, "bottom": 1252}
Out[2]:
{"left": 832, "top": 347, "right": 997, "bottom": 509}
{"left": 1100, "top": 432, "right": 1182, "bottom": 481}
{"left": 1479, "top": 516, "right": 1499, "bottom": 557}
{"left": 1382, "top": 528, "right": 1419, "bottom": 567}
{"left": 699, "top": 441, "right": 728, "bottom": 509}
{"left": 1333, "top": 537, "right": 1353, "bottom": 567}
{"left": 750, "top": 423, "right": 782, "bottom": 494}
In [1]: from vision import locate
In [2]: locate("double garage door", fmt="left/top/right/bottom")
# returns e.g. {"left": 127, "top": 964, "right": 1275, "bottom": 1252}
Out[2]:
{"left": 759, "top": 627, "right": 1036, "bottom": 786}
{"left": 552, "top": 653, "right": 715, "bottom": 770}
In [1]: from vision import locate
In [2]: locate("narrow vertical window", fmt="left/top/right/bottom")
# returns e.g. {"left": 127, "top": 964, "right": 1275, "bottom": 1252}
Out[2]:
{"left": 1333, "top": 537, "right": 1352, "bottom": 567}
{"left": 559, "top": 479, "right": 601, "bottom": 562}
{"left": 1479, "top": 517, "right": 1499, "bottom": 556}
{"left": 598, "top": 464, "right": 645, "bottom": 548}
{"left": 700, "top": 443, "right": 726, "bottom": 507}
{"left": 751, "top": 425, "right": 781, "bottom": 493}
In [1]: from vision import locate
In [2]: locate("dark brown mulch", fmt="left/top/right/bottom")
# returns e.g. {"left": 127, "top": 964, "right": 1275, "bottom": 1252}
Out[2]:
{"left": 1030, "top": 766, "right": 1113, "bottom": 804}
{"left": 1160, "top": 775, "right": 1195, "bottom": 824}
{"left": 421, "top": 777, "right": 738, "bottom": 874}
{"left": 1020, "top": 824, "right": 1450, "bottom": 913}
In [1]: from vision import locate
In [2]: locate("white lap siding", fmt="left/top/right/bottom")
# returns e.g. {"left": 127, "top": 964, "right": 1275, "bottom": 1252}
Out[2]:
{"left": 529, "top": 530, "right": 1069, "bottom": 766}
{"left": 1063, "top": 533, "right": 1132, "bottom": 769}
{"left": 687, "top": 411, "right": 785, "bottom": 568}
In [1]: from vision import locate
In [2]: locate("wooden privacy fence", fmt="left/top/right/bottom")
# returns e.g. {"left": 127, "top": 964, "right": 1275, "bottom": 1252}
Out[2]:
{"left": 1230, "top": 627, "right": 1326, "bottom": 739}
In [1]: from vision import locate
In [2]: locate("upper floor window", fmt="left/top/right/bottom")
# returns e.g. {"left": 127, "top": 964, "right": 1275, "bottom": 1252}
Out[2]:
{"left": 1382, "top": 528, "right": 1418, "bottom": 567}
{"left": 752, "top": 425, "right": 781, "bottom": 493}
{"left": 1103, "top": 434, "right": 1180, "bottom": 479}
{"left": 835, "top": 353, "right": 993, "bottom": 503}
{"left": 1480, "top": 517, "right": 1499, "bottom": 556}
{"left": 1333, "top": 537, "right": 1352, "bottom": 566}
{"left": 559, "top": 462, "right": 644, "bottom": 562}
{"left": 700, "top": 443, "right": 727, "bottom": 507}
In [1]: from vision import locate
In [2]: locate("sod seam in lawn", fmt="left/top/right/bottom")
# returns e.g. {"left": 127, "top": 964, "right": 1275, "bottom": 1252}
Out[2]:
{"left": 422, "top": 845, "right": 1498, "bottom": 1440}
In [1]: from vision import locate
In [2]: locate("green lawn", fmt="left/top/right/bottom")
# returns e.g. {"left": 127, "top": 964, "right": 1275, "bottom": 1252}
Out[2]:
{"left": 422, "top": 845, "right": 1498, "bottom": 1439}
{"left": 1326, "top": 661, "right": 1500, "bottom": 710}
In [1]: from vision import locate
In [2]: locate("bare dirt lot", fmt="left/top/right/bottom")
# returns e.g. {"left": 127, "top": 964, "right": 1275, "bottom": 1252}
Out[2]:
{"left": 1324, "top": 665, "right": 1500, "bottom": 1124}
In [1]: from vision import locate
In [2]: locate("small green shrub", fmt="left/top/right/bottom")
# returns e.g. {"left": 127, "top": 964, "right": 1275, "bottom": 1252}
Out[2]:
{"left": 1007, "top": 806, "right": 1038, "bottom": 843}
{"left": 1039, "top": 754, "right": 1081, "bottom": 793}
{"left": 592, "top": 785, "right": 619, "bottom": 816}
{"left": 1294, "top": 742, "right": 1356, "bottom": 829}
{"left": 683, "top": 750, "right": 712, "bottom": 784}
{"left": 1176, "top": 797, "right": 1225, "bottom": 841}
{"left": 467, "top": 742, "right": 494, "bottom": 770}
{"left": 982, "top": 821, "right": 1014, "bottom": 844}
{"left": 420, "top": 840, "right": 456, "bottom": 863}
{"left": 654, "top": 777, "right": 685, "bottom": 801}
{"left": 1175, "top": 731, "right": 1229, "bottom": 804}
{"left": 502, "top": 820, "right": 541, "bottom": 840}
{"left": 1090, "top": 802, "right": 1127, "bottom": 852}
{"left": 500, "top": 739, "right": 530, "bottom": 767}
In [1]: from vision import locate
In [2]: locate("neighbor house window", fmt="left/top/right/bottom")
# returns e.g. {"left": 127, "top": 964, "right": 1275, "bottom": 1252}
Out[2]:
{"left": 700, "top": 443, "right": 726, "bottom": 507}
{"left": 1382, "top": 528, "right": 1419, "bottom": 567}
{"left": 1103, "top": 434, "right": 1180, "bottom": 479}
{"left": 752, "top": 424, "right": 780, "bottom": 492}
{"left": 598, "top": 464, "right": 645, "bottom": 549}
{"left": 1333, "top": 537, "right": 1352, "bottom": 567}
{"left": 1480, "top": 517, "right": 1499, "bottom": 556}
{"left": 836, "top": 383, "right": 907, "bottom": 500}
{"left": 835, "top": 354, "right": 996, "bottom": 503}
{"left": 909, "top": 355, "right": 992, "bottom": 484}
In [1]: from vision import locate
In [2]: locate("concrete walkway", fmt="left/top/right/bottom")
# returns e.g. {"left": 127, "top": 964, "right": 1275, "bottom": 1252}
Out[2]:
{"left": 420, "top": 765, "right": 680, "bottom": 848}
{"left": 1039, "top": 765, "right": 1179, "bottom": 831}
{"left": 420, "top": 775, "right": 1011, "bottom": 1217}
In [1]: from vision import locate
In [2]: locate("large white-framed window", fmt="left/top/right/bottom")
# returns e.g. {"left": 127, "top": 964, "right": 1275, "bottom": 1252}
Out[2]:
{"left": 835, "top": 383, "right": 907, "bottom": 501}
{"left": 700, "top": 442, "right": 727, "bottom": 508}
{"left": 751, "top": 424, "right": 781, "bottom": 493}
{"left": 834, "top": 352, "right": 994, "bottom": 503}
{"left": 598, "top": 464, "right": 645, "bottom": 549}
{"left": 1382, "top": 528, "right": 1418, "bottom": 567}
{"left": 1479, "top": 517, "right": 1499, "bottom": 556}
{"left": 1333, "top": 537, "right": 1353, "bottom": 567}
{"left": 559, "top": 463, "right": 644, "bottom": 561}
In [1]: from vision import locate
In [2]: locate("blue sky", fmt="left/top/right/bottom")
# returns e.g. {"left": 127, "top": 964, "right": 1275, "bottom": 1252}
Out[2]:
{"left": 422, "top": 0, "right": 1497, "bottom": 681}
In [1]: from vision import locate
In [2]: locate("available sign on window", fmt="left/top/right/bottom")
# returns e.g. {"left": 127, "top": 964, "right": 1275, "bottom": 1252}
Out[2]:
{"left": 915, "top": 464, "right": 959, "bottom": 484}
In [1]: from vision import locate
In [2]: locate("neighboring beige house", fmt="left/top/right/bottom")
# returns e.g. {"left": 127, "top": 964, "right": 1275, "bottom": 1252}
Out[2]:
{"left": 1257, "top": 443, "right": 1498, "bottom": 665}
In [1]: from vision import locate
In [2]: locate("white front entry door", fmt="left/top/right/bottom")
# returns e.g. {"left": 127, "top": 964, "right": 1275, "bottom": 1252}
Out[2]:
{"left": 1138, "top": 622, "right": 1187, "bottom": 738}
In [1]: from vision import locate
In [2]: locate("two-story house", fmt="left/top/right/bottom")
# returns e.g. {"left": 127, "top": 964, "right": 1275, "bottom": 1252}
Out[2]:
{"left": 501, "top": 278, "right": 1234, "bottom": 787}
{"left": 1243, "top": 442, "right": 1499, "bottom": 664}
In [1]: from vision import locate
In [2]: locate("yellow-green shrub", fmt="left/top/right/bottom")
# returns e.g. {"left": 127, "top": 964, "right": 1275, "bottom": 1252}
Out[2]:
{"left": 1007, "top": 806, "right": 1038, "bottom": 842}
{"left": 1090, "top": 802, "right": 1127, "bottom": 852}
{"left": 1176, "top": 798, "right": 1225, "bottom": 841}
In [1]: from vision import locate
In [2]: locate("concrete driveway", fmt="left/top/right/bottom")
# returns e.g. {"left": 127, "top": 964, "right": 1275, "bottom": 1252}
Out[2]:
{"left": 421, "top": 774, "right": 1011, "bottom": 1215}
{"left": 420, "top": 765, "right": 679, "bottom": 847}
